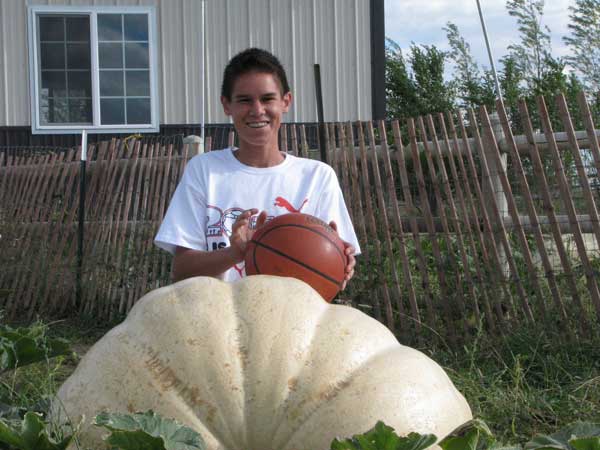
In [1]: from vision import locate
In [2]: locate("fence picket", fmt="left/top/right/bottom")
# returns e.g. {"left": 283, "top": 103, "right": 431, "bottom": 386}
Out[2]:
{"left": 280, "top": 124, "right": 288, "bottom": 154}
{"left": 376, "top": 121, "right": 422, "bottom": 331}
{"left": 33, "top": 152, "right": 71, "bottom": 311}
{"left": 366, "top": 121, "right": 409, "bottom": 332}
{"left": 480, "top": 107, "right": 547, "bottom": 320}
{"left": 438, "top": 113, "right": 496, "bottom": 331}
{"left": 343, "top": 123, "right": 381, "bottom": 320}
{"left": 556, "top": 94, "right": 600, "bottom": 251}
{"left": 356, "top": 122, "right": 395, "bottom": 331}
{"left": 290, "top": 124, "right": 299, "bottom": 157}
{"left": 456, "top": 113, "right": 512, "bottom": 327}
{"left": 536, "top": 96, "right": 600, "bottom": 322}
{"left": 469, "top": 108, "right": 534, "bottom": 323}
{"left": 407, "top": 118, "right": 457, "bottom": 343}
{"left": 8, "top": 153, "right": 58, "bottom": 318}
{"left": 427, "top": 114, "right": 483, "bottom": 332}
{"left": 494, "top": 101, "right": 570, "bottom": 331}
{"left": 391, "top": 121, "right": 437, "bottom": 329}
{"left": 335, "top": 124, "right": 352, "bottom": 212}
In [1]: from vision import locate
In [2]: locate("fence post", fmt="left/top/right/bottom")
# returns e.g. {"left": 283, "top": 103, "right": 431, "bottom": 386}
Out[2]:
{"left": 486, "top": 112, "right": 509, "bottom": 276}
{"left": 183, "top": 135, "right": 204, "bottom": 155}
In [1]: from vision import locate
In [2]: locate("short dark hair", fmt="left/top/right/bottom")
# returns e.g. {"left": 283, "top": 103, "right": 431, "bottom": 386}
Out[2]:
{"left": 221, "top": 48, "right": 291, "bottom": 100}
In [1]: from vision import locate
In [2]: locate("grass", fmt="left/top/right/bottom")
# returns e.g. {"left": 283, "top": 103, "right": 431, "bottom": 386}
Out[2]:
{"left": 0, "top": 317, "right": 115, "bottom": 415}
{"left": 419, "top": 325, "right": 600, "bottom": 445}
{"left": 1, "top": 316, "right": 599, "bottom": 448}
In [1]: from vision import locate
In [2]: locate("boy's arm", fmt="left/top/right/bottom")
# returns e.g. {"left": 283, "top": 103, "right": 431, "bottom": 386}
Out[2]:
{"left": 329, "top": 220, "right": 357, "bottom": 290}
{"left": 172, "top": 246, "right": 241, "bottom": 281}
{"left": 171, "top": 209, "right": 267, "bottom": 282}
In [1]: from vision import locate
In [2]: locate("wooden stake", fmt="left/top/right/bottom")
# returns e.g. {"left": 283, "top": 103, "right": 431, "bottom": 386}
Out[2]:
{"left": 391, "top": 120, "right": 437, "bottom": 330}
{"left": 356, "top": 122, "right": 396, "bottom": 331}
{"left": 537, "top": 95, "right": 600, "bottom": 322}
{"left": 495, "top": 100, "right": 569, "bottom": 329}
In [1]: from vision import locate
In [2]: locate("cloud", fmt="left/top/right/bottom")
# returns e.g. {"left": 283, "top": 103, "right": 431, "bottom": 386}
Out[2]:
{"left": 385, "top": 0, "right": 572, "bottom": 70}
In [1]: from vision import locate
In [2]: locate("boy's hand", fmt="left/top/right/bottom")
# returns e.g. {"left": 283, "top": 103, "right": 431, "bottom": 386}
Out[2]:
{"left": 229, "top": 209, "right": 268, "bottom": 262}
{"left": 329, "top": 221, "right": 356, "bottom": 290}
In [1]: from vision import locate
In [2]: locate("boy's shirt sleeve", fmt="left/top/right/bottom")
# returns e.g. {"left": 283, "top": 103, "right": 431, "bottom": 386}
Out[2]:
{"left": 154, "top": 160, "right": 208, "bottom": 254}
{"left": 314, "top": 166, "right": 362, "bottom": 255}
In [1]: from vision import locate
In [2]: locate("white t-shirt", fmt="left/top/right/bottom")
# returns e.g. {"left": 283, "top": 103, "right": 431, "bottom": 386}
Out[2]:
{"left": 155, "top": 147, "right": 361, "bottom": 282}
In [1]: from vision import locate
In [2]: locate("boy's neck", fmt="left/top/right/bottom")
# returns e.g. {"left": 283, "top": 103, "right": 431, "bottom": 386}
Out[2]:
{"left": 234, "top": 143, "right": 285, "bottom": 168}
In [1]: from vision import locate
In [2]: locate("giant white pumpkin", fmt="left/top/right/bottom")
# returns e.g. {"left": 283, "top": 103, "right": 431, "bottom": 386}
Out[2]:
{"left": 54, "top": 275, "right": 472, "bottom": 449}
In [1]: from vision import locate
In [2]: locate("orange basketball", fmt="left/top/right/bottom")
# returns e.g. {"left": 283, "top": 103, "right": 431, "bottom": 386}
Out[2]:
{"left": 244, "top": 213, "right": 347, "bottom": 302}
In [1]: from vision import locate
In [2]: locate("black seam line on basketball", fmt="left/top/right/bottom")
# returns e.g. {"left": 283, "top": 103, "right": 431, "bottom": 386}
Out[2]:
{"left": 256, "top": 223, "right": 345, "bottom": 260}
{"left": 250, "top": 239, "right": 343, "bottom": 287}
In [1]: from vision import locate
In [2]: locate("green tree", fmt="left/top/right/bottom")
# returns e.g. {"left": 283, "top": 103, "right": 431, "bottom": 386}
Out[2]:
{"left": 409, "top": 44, "right": 455, "bottom": 115}
{"left": 444, "top": 22, "right": 487, "bottom": 108}
{"left": 563, "top": 0, "right": 600, "bottom": 92}
{"left": 506, "top": 0, "right": 552, "bottom": 90}
{"left": 385, "top": 39, "right": 455, "bottom": 119}
{"left": 385, "top": 38, "right": 419, "bottom": 120}
{"left": 499, "top": 55, "right": 526, "bottom": 131}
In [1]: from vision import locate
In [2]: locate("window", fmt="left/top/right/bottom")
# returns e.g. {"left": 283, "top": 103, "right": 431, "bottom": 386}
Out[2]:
{"left": 28, "top": 6, "right": 159, "bottom": 134}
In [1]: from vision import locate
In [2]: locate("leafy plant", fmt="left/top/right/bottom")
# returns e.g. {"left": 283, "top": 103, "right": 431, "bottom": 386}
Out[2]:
{"left": 330, "top": 420, "right": 437, "bottom": 450}
{"left": 331, "top": 420, "right": 600, "bottom": 450}
{"left": 0, "top": 324, "right": 71, "bottom": 373}
{"left": 0, "top": 411, "right": 74, "bottom": 450}
{"left": 525, "top": 422, "right": 600, "bottom": 450}
{"left": 94, "top": 410, "right": 206, "bottom": 450}
{"left": 439, "top": 418, "right": 495, "bottom": 450}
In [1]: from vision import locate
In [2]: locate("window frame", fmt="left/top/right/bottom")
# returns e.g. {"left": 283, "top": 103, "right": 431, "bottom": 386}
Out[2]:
{"left": 28, "top": 5, "right": 159, "bottom": 134}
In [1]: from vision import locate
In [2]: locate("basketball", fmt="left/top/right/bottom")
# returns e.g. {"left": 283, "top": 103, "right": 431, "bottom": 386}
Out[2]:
{"left": 244, "top": 213, "right": 347, "bottom": 302}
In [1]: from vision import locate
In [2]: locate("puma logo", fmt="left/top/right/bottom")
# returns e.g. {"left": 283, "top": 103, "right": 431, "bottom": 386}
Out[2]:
{"left": 274, "top": 196, "right": 308, "bottom": 213}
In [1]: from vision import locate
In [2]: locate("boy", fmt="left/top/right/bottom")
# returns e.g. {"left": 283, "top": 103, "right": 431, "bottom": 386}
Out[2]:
{"left": 155, "top": 48, "right": 359, "bottom": 288}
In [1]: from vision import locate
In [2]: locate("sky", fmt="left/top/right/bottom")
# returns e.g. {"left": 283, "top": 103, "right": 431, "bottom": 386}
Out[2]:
{"left": 384, "top": 0, "right": 573, "bottom": 76}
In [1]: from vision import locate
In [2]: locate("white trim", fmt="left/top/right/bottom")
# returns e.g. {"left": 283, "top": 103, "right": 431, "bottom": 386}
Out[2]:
{"left": 27, "top": 5, "right": 159, "bottom": 135}
{"left": 149, "top": 6, "right": 159, "bottom": 130}
{"left": 90, "top": 12, "right": 101, "bottom": 129}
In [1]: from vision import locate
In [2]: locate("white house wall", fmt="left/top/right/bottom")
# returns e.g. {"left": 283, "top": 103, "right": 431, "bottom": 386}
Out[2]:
{"left": 0, "top": 0, "right": 372, "bottom": 127}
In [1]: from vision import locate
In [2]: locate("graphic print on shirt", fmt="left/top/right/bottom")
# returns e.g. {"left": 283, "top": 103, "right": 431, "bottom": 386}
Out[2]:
{"left": 274, "top": 196, "right": 308, "bottom": 213}
{"left": 206, "top": 205, "right": 244, "bottom": 249}
{"left": 206, "top": 205, "right": 245, "bottom": 276}
{"left": 205, "top": 197, "right": 308, "bottom": 278}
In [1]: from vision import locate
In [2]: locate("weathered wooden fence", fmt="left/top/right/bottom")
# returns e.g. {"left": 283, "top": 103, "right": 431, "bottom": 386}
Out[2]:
{"left": 1, "top": 92, "right": 599, "bottom": 342}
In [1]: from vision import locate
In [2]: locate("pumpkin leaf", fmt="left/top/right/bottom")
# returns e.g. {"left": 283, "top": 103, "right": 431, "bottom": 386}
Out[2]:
{"left": 330, "top": 421, "right": 437, "bottom": 450}
{"left": 0, "top": 324, "right": 71, "bottom": 372}
{"left": 525, "top": 422, "right": 600, "bottom": 450}
{"left": 94, "top": 410, "right": 206, "bottom": 450}
{"left": 439, "top": 418, "right": 495, "bottom": 450}
{"left": 489, "top": 445, "right": 522, "bottom": 450}
{"left": 524, "top": 434, "right": 567, "bottom": 449}
{"left": 0, "top": 412, "right": 74, "bottom": 450}
{"left": 569, "top": 437, "right": 600, "bottom": 450}
{"left": 0, "top": 418, "right": 24, "bottom": 448}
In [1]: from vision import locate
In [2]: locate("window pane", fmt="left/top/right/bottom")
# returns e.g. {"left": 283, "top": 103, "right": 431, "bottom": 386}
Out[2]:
{"left": 100, "top": 71, "right": 124, "bottom": 96}
{"left": 68, "top": 71, "right": 92, "bottom": 97}
{"left": 39, "top": 16, "right": 64, "bottom": 41}
{"left": 124, "top": 14, "right": 148, "bottom": 41}
{"left": 40, "top": 43, "right": 65, "bottom": 70}
{"left": 126, "top": 98, "right": 151, "bottom": 124}
{"left": 125, "top": 42, "right": 148, "bottom": 68}
{"left": 68, "top": 99, "right": 93, "bottom": 123}
{"left": 125, "top": 70, "right": 149, "bottom": 96}
{"left": 66, "top": 16, "right": 89, "bottom": 41}
{"left": 101, "top": 98, "right": 125, "bottom": 124}
{"left": 98, "top": 14, "right": 122, "bottom": 41}
{"left": 40, "top": 98, "right": 68, "bottom": 124}
{"left": 41, "top": 71, "right": 66, "bottom": 97}
{"left": 67, "top": 43, "right": 90, "bottom": 69}
{"left": 99, "top": 43, "right": 123, "bottom": 69}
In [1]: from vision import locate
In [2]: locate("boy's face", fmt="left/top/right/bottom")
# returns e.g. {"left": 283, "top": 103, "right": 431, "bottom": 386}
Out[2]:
{"left": 221, "top": 71, "right": 292, "bottom": 150}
